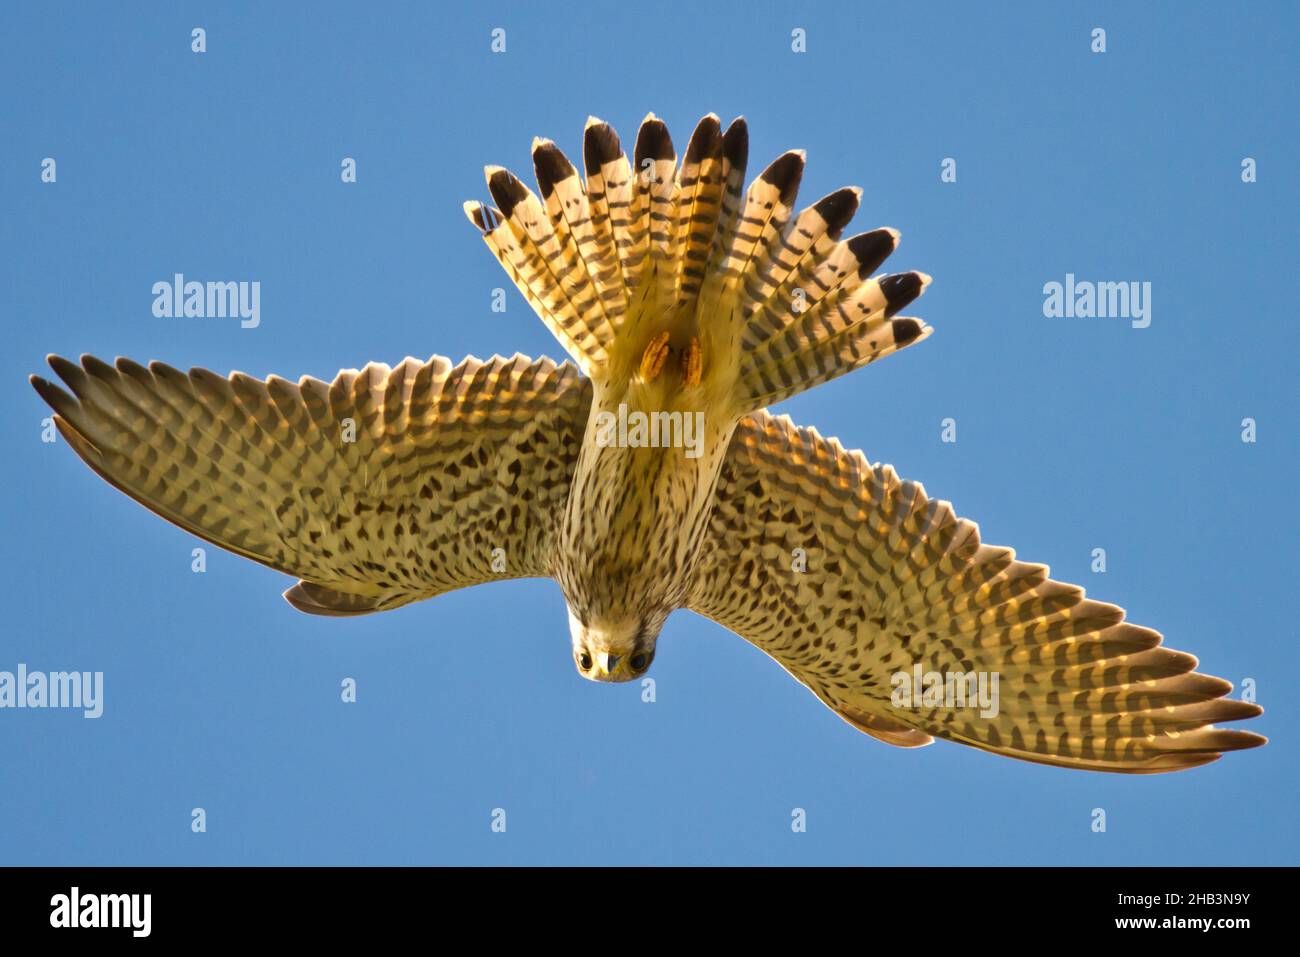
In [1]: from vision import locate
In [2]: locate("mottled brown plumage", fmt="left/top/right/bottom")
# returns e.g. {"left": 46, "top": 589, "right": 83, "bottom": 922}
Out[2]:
{"left": 32, "top": 114, "right": 1264, "bottom": 772}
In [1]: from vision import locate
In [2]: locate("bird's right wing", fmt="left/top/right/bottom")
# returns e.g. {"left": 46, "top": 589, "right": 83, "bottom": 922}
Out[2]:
{"left": 686, "top": 411, "right": 1266, "bottom": 773}
{"left": 32, "top": 353, "right": 591, "bottom": 616}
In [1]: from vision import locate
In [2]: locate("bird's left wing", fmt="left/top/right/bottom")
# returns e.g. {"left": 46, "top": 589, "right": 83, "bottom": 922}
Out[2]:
{"left": 686, "top": 412, "right": 1265, "bottom": 773}
{"left": 32, "top": 353, "right": 591, "bottom": 616}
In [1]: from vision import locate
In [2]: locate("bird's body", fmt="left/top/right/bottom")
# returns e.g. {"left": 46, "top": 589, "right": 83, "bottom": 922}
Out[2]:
{"left": 32, "top": 112, "right": 1265, "bottom": 771}
{"left": 557, "top": 266, "right": 742, "bottom": 678}
{"left": 557, "top": 392, "right": 734, "bottom": 677}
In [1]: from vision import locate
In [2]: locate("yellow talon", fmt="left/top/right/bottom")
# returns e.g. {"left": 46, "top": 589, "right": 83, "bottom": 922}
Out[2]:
{"left": 681, "top": 336, "right": 702, "bottom": 387}
{"left": 639, "top": 330, "right": 671, "bottom": 382}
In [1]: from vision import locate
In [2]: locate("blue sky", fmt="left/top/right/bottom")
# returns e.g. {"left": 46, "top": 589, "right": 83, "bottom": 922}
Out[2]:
{"left": 1, "top": 1, "right": 1296, "bottom": 865}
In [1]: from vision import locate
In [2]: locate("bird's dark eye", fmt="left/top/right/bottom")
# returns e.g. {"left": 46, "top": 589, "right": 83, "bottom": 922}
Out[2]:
{"left": 578, "top": 652, "right": 593, "bottom": 671}
{"left": 630, "top": 652, "right": 649, "bottom": 672}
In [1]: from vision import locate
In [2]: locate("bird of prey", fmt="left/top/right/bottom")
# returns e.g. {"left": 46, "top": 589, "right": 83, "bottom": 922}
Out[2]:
{"left": 32, "top": 112, "right": 1265, "bottom": 773}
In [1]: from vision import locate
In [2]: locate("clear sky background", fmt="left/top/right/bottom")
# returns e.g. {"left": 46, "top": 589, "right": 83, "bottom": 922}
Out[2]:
{"left": 2, "top": 2, "right": 1296, "bottom": 865}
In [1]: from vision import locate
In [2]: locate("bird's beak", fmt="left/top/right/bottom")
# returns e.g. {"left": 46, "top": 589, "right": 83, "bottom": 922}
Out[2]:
{"left": 596, "top": 652, "right": 622, "bottom": 676}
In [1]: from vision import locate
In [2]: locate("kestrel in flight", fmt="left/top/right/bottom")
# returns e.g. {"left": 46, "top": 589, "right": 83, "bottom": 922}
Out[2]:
{"left": 32, "top": 113, "right": 1265, "bottom": 772}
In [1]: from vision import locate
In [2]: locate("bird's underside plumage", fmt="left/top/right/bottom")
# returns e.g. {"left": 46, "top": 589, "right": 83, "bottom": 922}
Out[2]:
{"left": 32, "top": 112, "right": 1264, "bottom": 773}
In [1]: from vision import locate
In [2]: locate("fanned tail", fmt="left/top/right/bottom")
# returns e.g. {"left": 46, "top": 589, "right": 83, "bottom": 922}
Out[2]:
{"left": 464, "top": 114, "right": 932, "bottom": 407}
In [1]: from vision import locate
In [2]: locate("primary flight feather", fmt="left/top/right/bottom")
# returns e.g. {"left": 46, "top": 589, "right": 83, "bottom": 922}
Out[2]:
{"left": 32, "top": 112, "right": 1265, "bottom": 773}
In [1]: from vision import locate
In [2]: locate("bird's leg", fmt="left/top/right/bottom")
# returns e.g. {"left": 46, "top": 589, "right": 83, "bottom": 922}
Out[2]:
{"left": 681, "top": 336, "right": 702, "bottom": 387}
{"left": 639, "top": 332, "right": 703, "bottom": 387}
{"left": 639, "top": 330, "right": 671, "bottom": 382}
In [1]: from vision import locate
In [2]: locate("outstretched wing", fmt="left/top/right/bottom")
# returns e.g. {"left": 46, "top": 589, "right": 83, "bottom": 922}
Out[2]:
{"left": 32, "top": 353, "right": 591, "bottom": 615}
{"left": 687, "top": 412, "right": 1266, "bottom": 773}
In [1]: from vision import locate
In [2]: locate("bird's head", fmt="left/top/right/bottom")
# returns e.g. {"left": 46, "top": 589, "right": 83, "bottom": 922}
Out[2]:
{"left": 567, "top": 606, "right": 661, "bottom": 683}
